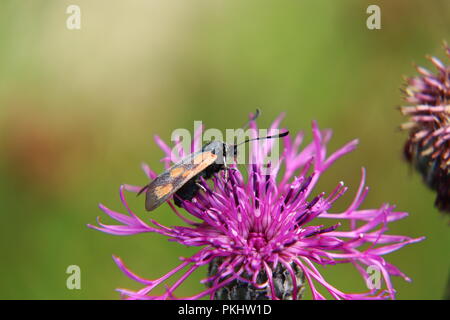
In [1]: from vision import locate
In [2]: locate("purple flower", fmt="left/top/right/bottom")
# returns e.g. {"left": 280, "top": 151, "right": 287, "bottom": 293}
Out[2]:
{"left": 400, "top": 43, "right": 450, "bottom": 213}
{"left": 89, "top": 114, "right": 423, "bottom": 300}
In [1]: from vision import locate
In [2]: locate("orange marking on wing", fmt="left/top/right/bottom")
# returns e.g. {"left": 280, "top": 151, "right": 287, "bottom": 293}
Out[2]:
{"left": 154, "top": 184, "right": 173, "bottom": 198}
{"left": 170, "top": 167, "right": 185, "bottom": 178}
{"left": 181, "top": 152, "right": 217, "bottom": 178}
{"left": 182, "top": 169, "right": 194, "bottom": 178}
{"left": 193, "top": 153, "right": 205, "bottom": 165}
{"left": 193, "top": 152, "right": 217, "bottom": 164}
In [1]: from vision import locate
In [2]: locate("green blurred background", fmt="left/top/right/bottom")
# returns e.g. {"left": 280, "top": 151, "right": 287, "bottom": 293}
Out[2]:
{"left": 0, "top": 0, "right": 449, "bottom": 299}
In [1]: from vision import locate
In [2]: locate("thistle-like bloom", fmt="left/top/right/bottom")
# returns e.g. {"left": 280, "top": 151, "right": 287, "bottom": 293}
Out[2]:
{"left": 89, "top": 115, "right": 423, "bottom": 300}
{"left": 400, "top": 43, "right": 450, "bottom": 213}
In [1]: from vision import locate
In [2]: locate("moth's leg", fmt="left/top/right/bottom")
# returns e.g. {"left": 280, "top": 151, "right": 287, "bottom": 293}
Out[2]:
{"left": 173, "top": 193, "right": 183, "bottom": 207}
{"left": 196, "top": 182, "right": 207, "bottom": 192}
{"left": 175, "top": 180, "right": 200, "bottom": 207}
{"left": 223, "top": 160, "right": 229, "bottom": 181}
{"left": 223, "top": 162, "right": 238, "bottom": 182}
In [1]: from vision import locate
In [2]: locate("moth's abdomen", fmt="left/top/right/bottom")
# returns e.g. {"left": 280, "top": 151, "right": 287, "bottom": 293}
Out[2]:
{"left": 174, "top": 179, "right": 199, "bottom": 207}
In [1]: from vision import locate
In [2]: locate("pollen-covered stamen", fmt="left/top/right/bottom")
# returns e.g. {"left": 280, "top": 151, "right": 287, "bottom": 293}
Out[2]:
{"left": 225, "top": 170, "right": 242, "bottom": 210}
{"left": 303, "top": 223, "right": 341, "bottom": 238}
{"left": 282, "top": 185, "right": 295, "bottom": 207}
{"left": 326, "top": 182, "right": 348, "bottom": 204}
{"left": 264, "top": 171, "right": 276, "bottom": 198}
{"left": 295, "top": 192, "right": 327, "bottom": 226}
{"left": 252, "top": 164, "right": 260, "bottom": 210}
{"left": 284, "top": 175, "right": 314, "bottom": 212}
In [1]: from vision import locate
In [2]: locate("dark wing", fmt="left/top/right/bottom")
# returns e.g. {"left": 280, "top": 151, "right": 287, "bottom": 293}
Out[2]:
{"left": 142, "top": 151, "right": 218, "bottom": 211}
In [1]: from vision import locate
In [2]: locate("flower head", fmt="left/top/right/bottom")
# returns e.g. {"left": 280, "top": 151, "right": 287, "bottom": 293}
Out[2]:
{"left": 400, "top": 43, "right": 450, "bottom": 213}
{"left": 89, "top": 114, "right": 423, "bottom": 300}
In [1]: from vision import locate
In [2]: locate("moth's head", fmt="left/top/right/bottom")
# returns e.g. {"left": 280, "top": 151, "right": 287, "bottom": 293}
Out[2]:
{"left": 226, "top": 143, "right": 238, "bottom": 160}
{"left": 202, "top": 141, "right": 222, "bottom": 153}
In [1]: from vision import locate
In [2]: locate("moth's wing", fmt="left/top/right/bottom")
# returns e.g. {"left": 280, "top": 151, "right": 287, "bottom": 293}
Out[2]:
{"left": 144, "top": 151, "right": 218, "bottom": 211}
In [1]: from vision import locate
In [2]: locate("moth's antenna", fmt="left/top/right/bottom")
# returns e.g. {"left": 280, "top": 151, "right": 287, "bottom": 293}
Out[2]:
{"left": 236, "top": 131, "right": 289, "bottom": 147}
{"left": 241, "top": 109, "right": 261, "bottom": 130}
